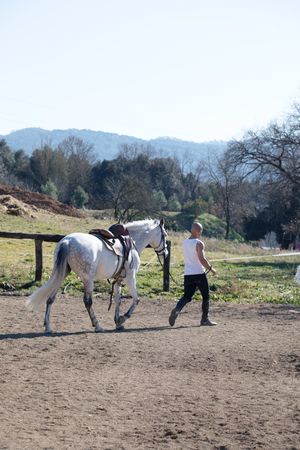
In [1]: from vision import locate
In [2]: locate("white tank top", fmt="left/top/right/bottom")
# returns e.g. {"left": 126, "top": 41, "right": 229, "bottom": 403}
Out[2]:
{"left": 183, "top": 238, "right": 205, "bottom": 275}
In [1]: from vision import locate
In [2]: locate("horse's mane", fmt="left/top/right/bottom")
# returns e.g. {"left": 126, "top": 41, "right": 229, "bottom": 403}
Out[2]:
{"left": 125, "top": 219, "right": 159, "bottom": 233}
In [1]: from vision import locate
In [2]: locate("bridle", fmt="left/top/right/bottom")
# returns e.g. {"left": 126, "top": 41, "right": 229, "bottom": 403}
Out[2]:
{"left": 153, "top": 224, "right": 167, "bottom": 257}
{"left": 153, "top": 223, "right": 179, "bottom": 285}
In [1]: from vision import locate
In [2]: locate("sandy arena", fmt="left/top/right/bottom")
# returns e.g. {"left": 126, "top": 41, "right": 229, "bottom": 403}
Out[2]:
{"left": 0, "top": 295, "right": 299, "bottom": 450}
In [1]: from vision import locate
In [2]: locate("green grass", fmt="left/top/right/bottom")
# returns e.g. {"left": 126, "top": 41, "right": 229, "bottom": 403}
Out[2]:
{"left": 0, "top": 212, "right": 299, "bottom": 305}
{"left": 135, "top": 255, "right": 300, "bottom": 306}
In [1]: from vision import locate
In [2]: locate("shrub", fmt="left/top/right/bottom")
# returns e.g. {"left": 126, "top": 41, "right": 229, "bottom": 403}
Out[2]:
{"left": 167, "top": 194, "right": 181, "bottom": 212}
{"left": 41, "top": 180, "right": 58, "bottom": 200}
{"left": 71, "top": 186, "right": 89, "bottom": 208}
{"left": 182, "top": 199, "right": 208, "bottom": 215}
{"left": 152, "top": 190, "right": 168, "bottom": 211}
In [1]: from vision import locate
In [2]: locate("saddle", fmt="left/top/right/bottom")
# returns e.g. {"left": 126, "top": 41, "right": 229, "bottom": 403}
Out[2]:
{"left": 89, "top": 223, "right": 133, "bottom": 261}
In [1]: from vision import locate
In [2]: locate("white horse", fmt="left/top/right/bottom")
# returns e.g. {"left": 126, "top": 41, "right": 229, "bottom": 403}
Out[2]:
{"left": 26, "top": 219, "right": 168, "bottom": 333}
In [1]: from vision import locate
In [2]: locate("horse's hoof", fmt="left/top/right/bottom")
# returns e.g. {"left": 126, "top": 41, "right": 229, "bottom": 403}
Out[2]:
{"left": 116, "top": 325, "right": 125, "bottom": 332}
{"left": 95, "top": 326, "right": 104, "bottom": 333}
{"left": 115, "top": 316, "right": 126, "bottom": 328}
{"left": 45, "top": 329, "right": 53, "bottom": 335}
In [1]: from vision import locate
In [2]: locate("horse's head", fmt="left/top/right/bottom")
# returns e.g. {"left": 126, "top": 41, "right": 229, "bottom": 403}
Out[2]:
{"left": 126, "top": 218, "right": 168, "bottom": 258}
{"left": 148, "top": 218, "right": 168, "bottom": 262}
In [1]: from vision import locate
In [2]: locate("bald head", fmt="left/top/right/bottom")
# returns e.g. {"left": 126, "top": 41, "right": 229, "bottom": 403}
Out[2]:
{"left": 191, "top": 222, "right": 203, "bottom": 237}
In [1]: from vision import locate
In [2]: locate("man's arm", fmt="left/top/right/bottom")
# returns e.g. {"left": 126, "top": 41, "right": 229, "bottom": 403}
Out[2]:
{"left": 196, "top": 241, "right": 217, "bottom": 275}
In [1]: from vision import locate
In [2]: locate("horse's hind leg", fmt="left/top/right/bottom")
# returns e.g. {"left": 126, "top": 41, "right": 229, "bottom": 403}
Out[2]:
{"left": 83, "top": 290, "right": 104, "bottom": 333}
{"left": 44, "top": 264, "right": 70, "bottom": 334}
{"left": 44, "top": 293, "right": 57, "bottom": 334}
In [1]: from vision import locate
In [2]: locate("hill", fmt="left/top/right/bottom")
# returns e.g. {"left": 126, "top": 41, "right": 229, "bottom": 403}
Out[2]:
{"left": 168, "top": 212, "right": 243, "bottom": 240}
{"left": 0, "top": 128, "right": 226, "bottom": 161}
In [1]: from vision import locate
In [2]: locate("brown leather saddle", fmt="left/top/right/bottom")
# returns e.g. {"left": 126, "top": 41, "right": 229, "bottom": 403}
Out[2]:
{"left": 89, "top": 223, "right": 133, "bottom": 261}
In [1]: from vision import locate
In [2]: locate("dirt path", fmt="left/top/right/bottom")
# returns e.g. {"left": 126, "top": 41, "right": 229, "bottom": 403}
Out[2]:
{"left": 0, "top": 295, "right": 299, "bottom": 450}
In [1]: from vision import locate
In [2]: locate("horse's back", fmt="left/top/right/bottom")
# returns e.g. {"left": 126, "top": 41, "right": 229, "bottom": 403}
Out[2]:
{"left": 63, "top": 232, "right": 101, "bottom": 245}
{"left": 64, "top": 232, "right": 105, "bottom": 255}
{"left": 61, "top": 232, "right": 118, "bottom": 279}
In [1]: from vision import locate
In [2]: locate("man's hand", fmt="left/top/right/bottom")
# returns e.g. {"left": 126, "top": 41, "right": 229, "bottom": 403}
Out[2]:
{"left": 196, "top": 242, "right": 217, "bottom": 275}
{"left": 210, "top": 266, "right": 217, "bottom": 276}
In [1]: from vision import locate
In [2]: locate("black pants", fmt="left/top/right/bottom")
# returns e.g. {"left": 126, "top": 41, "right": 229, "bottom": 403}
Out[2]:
{"left": 176, "top": 273, "right": 210, "bottom": 319}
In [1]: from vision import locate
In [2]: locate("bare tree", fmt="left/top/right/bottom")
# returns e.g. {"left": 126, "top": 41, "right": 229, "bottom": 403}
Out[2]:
{"left": 207, "top": 154, "right": 245, "bottom": 239}
{"left": 227, "top": 103, "right": 300, "bottom": 188}
{"left": 104, "top": 175, "right": 155, "bottom": 222}
{"left": 118, "top": 143, "right": 157, "bottom": 160}
{"left": 57, "top": 135, "right": 95, "bottom": 162}
{"left": 57, "top": 136, "right": 95, "bottom": 198}
{"left": 182, "top": 160, "right": 206, "bottom": 202}
{"left": 224, "top": 102, "right": 300, "bottom": 245}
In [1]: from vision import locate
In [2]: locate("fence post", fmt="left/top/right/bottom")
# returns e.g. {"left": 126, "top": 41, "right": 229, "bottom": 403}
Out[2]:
{"left": 35, "top": 239, "right": 43, "bottom": 281}
{"left": 163, "top": 240, "right": 171, "bottom": 292}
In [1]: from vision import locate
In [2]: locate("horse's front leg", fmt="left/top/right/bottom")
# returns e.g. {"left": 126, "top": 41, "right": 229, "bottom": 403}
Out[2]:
{"left": 115, "top": 273, "right": 139, "bottom": 329}
{"left": 44, "top": 293, "right": 57, "bottom": 334}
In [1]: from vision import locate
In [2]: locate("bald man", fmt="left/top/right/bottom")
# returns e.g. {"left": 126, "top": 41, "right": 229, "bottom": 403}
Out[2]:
{"left": 169, "top": 222, "right": 217, "bottom": 327}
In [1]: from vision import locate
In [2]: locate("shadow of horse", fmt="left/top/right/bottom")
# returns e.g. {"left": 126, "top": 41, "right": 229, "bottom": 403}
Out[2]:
{"left": 0, "top": 324, "right": 197, "bottom": 340}
{"left": 107, "top": 324, "right": 199, "bottom": 333}
{"left": 0, "top": 330, "right": 92, "bottom": 340}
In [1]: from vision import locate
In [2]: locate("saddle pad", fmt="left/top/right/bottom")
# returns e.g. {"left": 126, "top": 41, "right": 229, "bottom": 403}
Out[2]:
{"left": 111, "top": 239, "right": 124, "bottom": 258}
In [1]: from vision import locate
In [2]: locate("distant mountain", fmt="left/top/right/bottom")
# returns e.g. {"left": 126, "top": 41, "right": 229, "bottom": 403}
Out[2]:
{"left": 0, "top": 127, "right": 226, "bottom": 161}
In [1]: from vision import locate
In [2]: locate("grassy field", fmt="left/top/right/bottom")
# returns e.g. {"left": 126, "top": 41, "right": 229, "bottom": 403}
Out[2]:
{"left": 0, "top": 211, "right": 299, "bottom": 305}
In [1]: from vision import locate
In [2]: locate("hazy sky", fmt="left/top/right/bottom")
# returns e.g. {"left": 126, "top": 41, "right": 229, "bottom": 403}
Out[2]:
{"left": 1, "top": 0, "right": 300, "bottom": 141}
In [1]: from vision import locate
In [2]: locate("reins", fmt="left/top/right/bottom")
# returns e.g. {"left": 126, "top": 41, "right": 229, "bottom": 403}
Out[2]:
{"left": 153, "top": 224, "right": 180, "bottom": 286}
{"left": 156, "top": 252, "right": 180, "bottom": 285}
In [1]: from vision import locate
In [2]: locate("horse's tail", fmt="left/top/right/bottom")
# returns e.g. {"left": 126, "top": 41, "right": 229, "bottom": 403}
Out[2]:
{"left": 26, "top": 239, "right": 70, "bottom": 312}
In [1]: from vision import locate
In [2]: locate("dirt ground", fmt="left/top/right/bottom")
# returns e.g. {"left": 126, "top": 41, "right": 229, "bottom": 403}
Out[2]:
{"left": 0, "top": 184, "right": 82, "bottom": 217}
{"left": 0, "top": 295, "right": 299, "bottom": 450}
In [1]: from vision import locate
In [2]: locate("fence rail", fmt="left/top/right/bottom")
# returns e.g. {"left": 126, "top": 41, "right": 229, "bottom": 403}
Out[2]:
{"left": 0, "top": 232, "right": 171, "bottom": 291}
{"left": 0, "top": 232, "right": 65, "bottom": 242}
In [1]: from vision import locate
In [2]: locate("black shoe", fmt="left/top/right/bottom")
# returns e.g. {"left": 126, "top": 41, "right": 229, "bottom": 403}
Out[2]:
{"left": 200, "top": 318, "right": 217, "bottom": 326}
{"left": 169, "top": 308, "right": 178, "bottom": 327}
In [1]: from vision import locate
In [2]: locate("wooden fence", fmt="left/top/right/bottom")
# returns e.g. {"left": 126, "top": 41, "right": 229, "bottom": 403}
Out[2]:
{"left": 0, "top": 232, "right": 172, "bottom": 291}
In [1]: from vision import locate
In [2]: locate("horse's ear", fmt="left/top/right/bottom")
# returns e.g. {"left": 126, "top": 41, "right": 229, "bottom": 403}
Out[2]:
{"left": 160, "top": 218, "right": 165, "bottom": 226}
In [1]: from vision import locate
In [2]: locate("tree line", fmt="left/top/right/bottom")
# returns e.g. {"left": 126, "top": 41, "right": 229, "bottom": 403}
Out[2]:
{"left": 0, "top": 102, "right": 299, "bottom": 246}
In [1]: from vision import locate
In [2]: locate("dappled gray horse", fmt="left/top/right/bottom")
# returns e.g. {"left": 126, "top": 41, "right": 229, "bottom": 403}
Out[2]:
{"left": 26, "top": 219, "right": 168, "bottom": 332}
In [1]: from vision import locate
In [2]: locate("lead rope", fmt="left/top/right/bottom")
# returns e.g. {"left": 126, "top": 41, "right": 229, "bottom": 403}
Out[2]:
{"left": 155, "top": 251, "right": 180, "bottom": 286}
{"left": 156, "top": 249, "right": 212, "bottom": 286}
{"left": 107, "top": 255, "right": 125, "bottom": 311}
{"left": 108, "top": 279, "right": 117, "bottom": 311}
